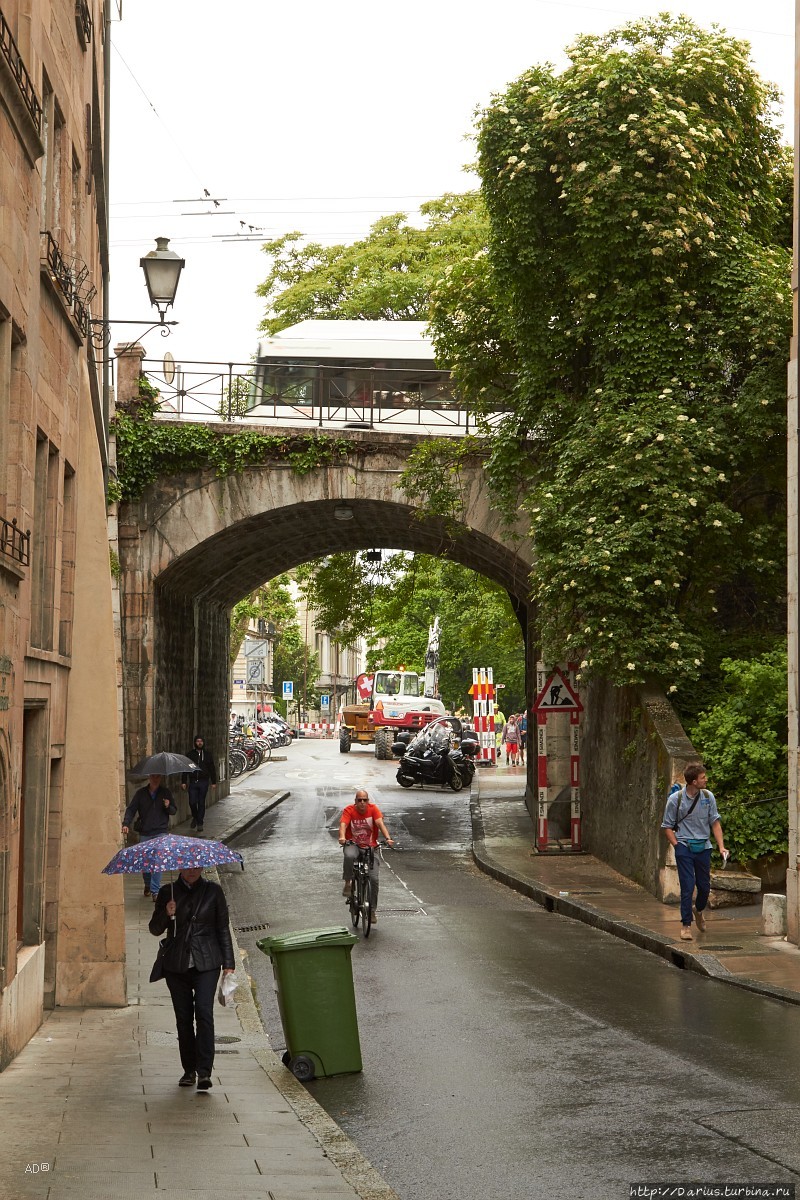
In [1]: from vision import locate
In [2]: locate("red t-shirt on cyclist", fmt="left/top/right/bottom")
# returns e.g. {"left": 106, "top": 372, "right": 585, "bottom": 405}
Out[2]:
{"left": 340, "top": 801, "right": 384, "bottom": 848}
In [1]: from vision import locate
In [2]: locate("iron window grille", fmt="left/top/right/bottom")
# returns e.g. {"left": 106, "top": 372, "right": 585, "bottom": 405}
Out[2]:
{"left": 0, "top": 516, "right": 30, "bottom": 566}
{"left": 40, "top": 231, "right": 92, "bottom": 339}
{"left": 74, "top": 0, "right": 92, "bottom": 48}
{"left": 0, "top": 6, "right": 42, "bottom": 132}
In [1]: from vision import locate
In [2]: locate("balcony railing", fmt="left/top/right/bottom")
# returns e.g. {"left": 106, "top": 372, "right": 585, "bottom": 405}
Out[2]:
{"left": 133, "top": 358, "right": 509, "bottom": 436}
{"left": 40, "top": 231, "right": 92, "bottom": 340}
{"left": 74, "top": 0, "right": 92, "bottom": 48}
{"left": 0, "top": 6, "right": 42, "bottom": 133}
{"left": 0, "top": 516, "right": 30, "bottom": 567}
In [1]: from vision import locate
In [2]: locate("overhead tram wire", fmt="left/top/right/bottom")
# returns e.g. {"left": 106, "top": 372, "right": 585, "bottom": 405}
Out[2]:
{"left": 109, "top": 194, "right": 447, "bottom": 207}
{"left": 111, "top": 45, "right": 221, "bottom": 217}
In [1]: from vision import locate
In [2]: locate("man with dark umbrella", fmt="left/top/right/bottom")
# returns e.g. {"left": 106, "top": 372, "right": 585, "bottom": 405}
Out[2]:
{"left": 122, "top": 775, "right": 176, "bottom": 900}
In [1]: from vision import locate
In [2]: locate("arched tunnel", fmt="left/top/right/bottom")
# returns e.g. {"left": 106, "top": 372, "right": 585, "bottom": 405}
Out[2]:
{"left": 116, "top": 443, "right": 535, "bottom": 804}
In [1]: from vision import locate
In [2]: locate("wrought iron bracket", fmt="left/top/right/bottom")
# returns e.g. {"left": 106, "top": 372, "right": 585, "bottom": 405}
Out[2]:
{"left": 89, "top": 318, "right": 177, "bottom": 352}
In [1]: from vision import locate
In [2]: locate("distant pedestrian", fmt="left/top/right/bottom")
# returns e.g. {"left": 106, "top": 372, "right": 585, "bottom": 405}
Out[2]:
{"left": 181, "top": 735, "right": 217, "bottom": 834}
{"left": 494, "top": 710, "right": 507, "bottom": 757}
{"left": 122, "top": 775, "right": 177, "bottom": 900}
{"left": 518, "top": 711, "right": 527, "bottom": 764}
{"left": 149, "top": 867, "right": 235, "bottom": 1091}
{"left": 503, "top": 717, "right": 520, "bottom": 766}
{"left": 661, "top": 764, "right": 728, "bottom": 941}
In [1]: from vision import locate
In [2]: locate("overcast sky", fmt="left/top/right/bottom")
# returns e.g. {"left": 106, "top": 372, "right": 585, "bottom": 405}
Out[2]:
{"left": 109, "top": 0, "right": 793, "bottom": 379}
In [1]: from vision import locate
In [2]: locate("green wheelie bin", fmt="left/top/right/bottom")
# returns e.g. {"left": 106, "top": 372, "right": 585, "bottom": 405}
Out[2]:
{"left": 257, "top": 926, "right": 361, "bottom": 1082}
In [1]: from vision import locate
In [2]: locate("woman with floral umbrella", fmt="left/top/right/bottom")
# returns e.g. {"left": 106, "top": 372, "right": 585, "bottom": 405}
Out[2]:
{"left": 103, "top": 834, "right": 242, "bottom": 1091}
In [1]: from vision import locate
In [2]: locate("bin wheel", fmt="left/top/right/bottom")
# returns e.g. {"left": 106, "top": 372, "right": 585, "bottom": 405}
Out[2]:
{"left": 291, "top": 1055, "right": 316, "bottom": 1082}
{"left": 281, "top": 1050, "right": 291, "bottom": 1067}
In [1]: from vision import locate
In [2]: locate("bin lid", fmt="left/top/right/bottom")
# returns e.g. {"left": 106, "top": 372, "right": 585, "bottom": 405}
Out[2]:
{"left": 256, "top": 926, "right": 358, "bottom": 956}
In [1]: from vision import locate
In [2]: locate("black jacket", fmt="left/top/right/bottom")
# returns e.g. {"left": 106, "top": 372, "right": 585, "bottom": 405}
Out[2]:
{"left": 149, "top": 876, "right": 235, "bottom": 973}
{"left": 181, "top": 744, "right": 217, "bottom": 785}
{"left": 123, "top": 785, "right": 176, "bottom": 834}
{"left": 148, "top": 878, "right": 235, "bottom": 969}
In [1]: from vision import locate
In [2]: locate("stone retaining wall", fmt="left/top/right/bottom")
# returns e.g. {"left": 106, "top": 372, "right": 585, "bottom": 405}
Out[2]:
{"left": 580, "top": 680, "right": 698, "bottom": 900}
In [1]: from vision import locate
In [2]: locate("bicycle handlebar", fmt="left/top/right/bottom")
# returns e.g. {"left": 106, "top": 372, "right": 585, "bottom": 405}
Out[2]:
{"left": 341, "top": 839, "right": 400, "bottom": 850}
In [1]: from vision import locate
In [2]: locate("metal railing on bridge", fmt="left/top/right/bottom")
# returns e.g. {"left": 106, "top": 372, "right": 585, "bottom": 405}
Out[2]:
{"left": 133, "top": 358, "right": 505, "bottom": 435}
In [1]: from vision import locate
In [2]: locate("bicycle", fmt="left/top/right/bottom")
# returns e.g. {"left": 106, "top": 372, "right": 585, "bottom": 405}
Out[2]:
{"left": 344, "top": 842, "right": 375, "bottom": 937}
{"left": 343, "top": 841, "right": 397, "bottom": 938}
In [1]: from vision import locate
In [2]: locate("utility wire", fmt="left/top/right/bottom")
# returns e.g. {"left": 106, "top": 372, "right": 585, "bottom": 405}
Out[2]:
{"left": 112, "top": 43, "right": 215, "bottom": 200}
{"left": 110, "top": 194, "right": 448, "bottom": 207}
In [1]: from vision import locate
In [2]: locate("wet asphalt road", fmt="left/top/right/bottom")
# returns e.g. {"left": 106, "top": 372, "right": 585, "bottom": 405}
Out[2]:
{"left": 223, "top": 740, "right": 800, "bottom": 1200}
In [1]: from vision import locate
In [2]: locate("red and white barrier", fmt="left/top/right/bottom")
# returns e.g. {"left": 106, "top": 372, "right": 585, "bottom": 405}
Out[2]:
{"left": 297, "top": 722, "right": 334, "bottom": 738}
{"left": 471, "top": 667, "right": 496, "bottom": 764}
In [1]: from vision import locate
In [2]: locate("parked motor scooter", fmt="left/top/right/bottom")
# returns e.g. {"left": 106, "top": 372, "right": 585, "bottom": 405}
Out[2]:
{"left": 393, "top": 716, "right": 478, "bottom": 792}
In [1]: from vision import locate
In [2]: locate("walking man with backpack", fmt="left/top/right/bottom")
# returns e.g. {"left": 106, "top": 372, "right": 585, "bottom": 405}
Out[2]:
{"left": 661, "top": 763, "right": 728, "bottom": 941}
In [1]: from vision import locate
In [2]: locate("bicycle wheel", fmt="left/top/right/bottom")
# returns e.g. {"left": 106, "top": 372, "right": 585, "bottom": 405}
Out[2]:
{"left": 245, "top": 746, "right": 263, "bottom": 771}
{"left": 229, "top": 749, "right": 247, "bottom": 778}
{"left": 348, "top": 881, "right": 360, "bottom": 929}
{"left": 361, "top": 879, "right": 373, "bottom": 938}
{"left": 260, "top": 738, "right": 272, "bottom": 762}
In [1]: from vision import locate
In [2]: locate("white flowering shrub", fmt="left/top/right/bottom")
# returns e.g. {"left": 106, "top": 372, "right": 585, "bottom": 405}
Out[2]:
{"left": 458, "top": 14, "right": 790, "bottom": 686}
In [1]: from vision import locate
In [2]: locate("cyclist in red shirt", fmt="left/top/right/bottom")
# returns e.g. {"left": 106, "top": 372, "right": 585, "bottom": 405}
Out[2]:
{"left": 338, "top": 789, "right": 394, "bottom": 921}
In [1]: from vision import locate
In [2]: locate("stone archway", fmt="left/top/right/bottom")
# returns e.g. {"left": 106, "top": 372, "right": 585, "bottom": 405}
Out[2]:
{"left": 117, "top": 430, "right": 535, "bottom": 796}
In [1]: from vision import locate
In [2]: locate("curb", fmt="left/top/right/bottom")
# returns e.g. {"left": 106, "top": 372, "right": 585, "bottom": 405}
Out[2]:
{"left": 212, "top": 789, "right": 292, "bottom": 845}
{"left": 469, "top": 789, "right": 800, "bottom": 1010}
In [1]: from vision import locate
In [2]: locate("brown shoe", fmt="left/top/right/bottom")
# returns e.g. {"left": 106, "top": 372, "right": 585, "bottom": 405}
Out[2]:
{"left": 342, "top": 882, "right": 352, "bottom": 896}
{"left": 371, "top": 911, "right": 377, "bottom": 924}
{"left": 694, "top": 907, "right": 706, "bottom": 932}
{"left": 680, "top": 926, "right": 693, "bottom": 941}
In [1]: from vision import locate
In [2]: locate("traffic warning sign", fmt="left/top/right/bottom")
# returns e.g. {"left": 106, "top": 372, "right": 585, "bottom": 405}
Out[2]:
{"left": 533, "top": 669, "right": 583, "bottom": 714}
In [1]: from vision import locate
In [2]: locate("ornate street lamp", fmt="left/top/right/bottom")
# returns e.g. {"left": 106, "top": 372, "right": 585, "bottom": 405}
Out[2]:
{"left": 140, "top": 237, "right": 185, "bottom": 323}
{"left": 91, "top": 237, "right": 185, "bottom": 347}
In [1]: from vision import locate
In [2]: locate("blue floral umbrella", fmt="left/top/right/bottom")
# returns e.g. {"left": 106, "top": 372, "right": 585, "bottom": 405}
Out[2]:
{"left": 102, "top": 833, "right": 243, "bottom": 876}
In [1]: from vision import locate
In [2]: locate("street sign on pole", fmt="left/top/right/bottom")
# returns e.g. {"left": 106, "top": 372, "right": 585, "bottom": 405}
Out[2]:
{"left": 244, "top": 637, "right": 269, "bottom": 659}
{"left": 246, "top": 659, "right": 264, "bottom": 686}
{"left": 282, "top": 680, "right": 294, "bottom": 699}
{"left": 320, "top": 694, "right": 330, "bottom": 710}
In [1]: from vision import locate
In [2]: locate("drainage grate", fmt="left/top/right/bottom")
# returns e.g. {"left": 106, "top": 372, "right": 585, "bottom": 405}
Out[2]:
{"left": 567, "top": 891, "right": 603, "bottom": 896}
{"left": 215, "top": 1035, "right": 241, "bottom": 1044}
{"left": 701, "top": 945, "right": 743, "bottom": 952}
{"left": 236, "top": 922, "right": 271, "bottom": 933}
{"left": 215, "top": 1049, "right": 240, "bottom": 1055}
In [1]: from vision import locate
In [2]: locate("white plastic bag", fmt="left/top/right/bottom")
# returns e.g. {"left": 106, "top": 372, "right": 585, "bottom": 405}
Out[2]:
{"left": 217, "top": 973, "right": 237, "bottom": 1007}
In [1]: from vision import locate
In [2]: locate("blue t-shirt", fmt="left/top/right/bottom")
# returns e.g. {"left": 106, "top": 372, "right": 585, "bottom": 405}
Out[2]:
{"left": 661, "top": 787, "right": 719, "bottom": 848}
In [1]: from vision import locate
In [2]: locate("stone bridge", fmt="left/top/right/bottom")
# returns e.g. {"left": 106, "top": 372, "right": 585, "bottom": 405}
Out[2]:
{"left": 116, "top": 421, "right": 536, "bottom": 790}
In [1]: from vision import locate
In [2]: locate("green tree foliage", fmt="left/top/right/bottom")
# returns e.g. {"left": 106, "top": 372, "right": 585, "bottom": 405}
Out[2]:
{"left": 431, "top": 15, "right": 790, "bottom": 690}
{"left": 297, "top": 552, "right": 525, "bottom": 711}
{"left": 688, "top": 648, "right": 788, "bottom": 864}
{"left": 257, "top": 194, "right": 487, "bottom": 334}
{"left": 230, "top": 577, "right": 319, "bottom": 717}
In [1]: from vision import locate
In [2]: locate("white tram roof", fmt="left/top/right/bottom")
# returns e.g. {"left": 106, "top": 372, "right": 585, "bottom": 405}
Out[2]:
{"left": 256, "top": 320, "right": 435, "bottom": 363}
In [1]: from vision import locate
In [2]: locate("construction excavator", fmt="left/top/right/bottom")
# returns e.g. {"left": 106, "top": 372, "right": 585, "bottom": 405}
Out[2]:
{"left": 338, "top": 618, "right": 446, "bottom": 758}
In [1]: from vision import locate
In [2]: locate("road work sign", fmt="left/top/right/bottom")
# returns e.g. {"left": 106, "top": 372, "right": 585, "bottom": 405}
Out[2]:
{"left": 533, "top": 669, "right": 583, "bottom": 715}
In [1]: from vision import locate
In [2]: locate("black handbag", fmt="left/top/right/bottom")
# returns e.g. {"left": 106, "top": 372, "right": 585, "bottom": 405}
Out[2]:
{"left": 149, "top": 939, "right": 168, "bottom": 983}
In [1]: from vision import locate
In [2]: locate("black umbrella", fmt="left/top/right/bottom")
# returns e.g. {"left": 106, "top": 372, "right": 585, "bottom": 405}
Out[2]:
{"left": 127, "top": 751, "right": 197, "bottom": 778}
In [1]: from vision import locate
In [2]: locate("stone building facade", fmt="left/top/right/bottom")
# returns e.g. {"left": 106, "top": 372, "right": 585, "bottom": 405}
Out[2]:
{"left": 788, "top": 1, "right": 800, "bottom": 944}
{"left": 0, "top": 0, "right": 125, "bottom": 1069}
